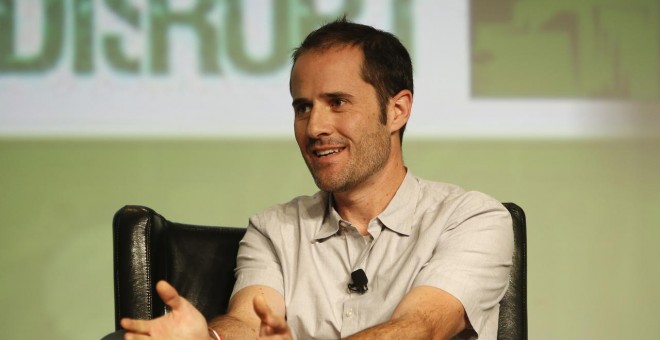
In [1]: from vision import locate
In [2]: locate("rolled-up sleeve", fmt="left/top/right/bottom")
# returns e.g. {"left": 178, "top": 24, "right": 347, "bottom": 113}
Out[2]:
{"left": 412, "top": 194, "right": 514, "bottom": 337}
{"left": 231, "top": 213, "right": 285, "bottom": 298}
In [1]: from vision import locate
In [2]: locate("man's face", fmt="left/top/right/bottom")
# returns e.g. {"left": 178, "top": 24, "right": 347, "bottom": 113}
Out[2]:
{"left": 290, "top": 46, "right": 392, "bottom": 193}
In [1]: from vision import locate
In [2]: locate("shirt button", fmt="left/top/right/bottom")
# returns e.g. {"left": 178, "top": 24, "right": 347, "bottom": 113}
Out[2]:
{"left": 345, "top": 308, "right": 354, "bottom": 318}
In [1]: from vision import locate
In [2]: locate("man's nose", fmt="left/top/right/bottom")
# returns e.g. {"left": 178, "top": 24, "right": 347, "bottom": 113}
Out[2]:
{"left": 306, "top": 106, "right": 333, "bottom": 138}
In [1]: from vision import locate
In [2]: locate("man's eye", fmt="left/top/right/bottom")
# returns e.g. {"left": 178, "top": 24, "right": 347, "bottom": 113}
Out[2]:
{"left": 331, "top": 98, "right": 346, "bottom": 107}
{"left": 294, "top": 105, "right": 311, "bottom": 115}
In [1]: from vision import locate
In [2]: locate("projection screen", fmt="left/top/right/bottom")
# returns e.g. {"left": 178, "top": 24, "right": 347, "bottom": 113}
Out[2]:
{"left": 1, "top": 0, "right": 658, "bottom": 138}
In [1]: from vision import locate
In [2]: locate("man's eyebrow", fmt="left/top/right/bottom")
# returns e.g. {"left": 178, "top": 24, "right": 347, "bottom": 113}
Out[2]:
{"left": 322, "top": 92, "right": 354, "bottom": 100}
{"left": 291, "top": 98, "right": 311, "bottom": 107}
{"left": 292, "top": 92, "right": 354, "bottom": 107}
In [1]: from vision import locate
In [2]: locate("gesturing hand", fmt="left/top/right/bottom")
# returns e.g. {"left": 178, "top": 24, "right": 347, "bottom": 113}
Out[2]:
{"left": 120, "top": 280, "right": 210, "bottom": 340}
{"left": 253, "top": 294, "right": 292, "bottom": 340}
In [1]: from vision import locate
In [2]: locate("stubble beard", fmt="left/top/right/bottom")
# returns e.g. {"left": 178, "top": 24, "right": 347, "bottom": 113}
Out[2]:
{"left": 307, "top": 128, "right": 391, "bottom": 193}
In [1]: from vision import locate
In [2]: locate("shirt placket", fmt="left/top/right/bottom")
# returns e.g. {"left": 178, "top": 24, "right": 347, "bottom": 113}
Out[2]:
{"left": 339, "top": 220, "right": 372, "bottom": 337}
{"left": 340, "top": 298, "right": 360, "bottom": 337}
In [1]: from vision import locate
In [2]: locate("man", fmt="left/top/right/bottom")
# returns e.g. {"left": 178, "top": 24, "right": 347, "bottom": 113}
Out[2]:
{"left": 120, "top": 18, "right": 513, "bottom": 340}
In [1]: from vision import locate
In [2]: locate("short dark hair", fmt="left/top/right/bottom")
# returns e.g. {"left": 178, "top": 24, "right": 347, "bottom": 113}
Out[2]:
{"left": 291, "top": 17, "right": 414, "bottom": 142}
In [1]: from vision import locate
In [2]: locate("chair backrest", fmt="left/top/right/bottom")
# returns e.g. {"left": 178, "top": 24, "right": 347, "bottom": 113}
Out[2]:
{"left": 112, "top": 203, "right": 527, "bottom": 339}
{"left": 498, "top": 203, "right": 528, "bottom": 340}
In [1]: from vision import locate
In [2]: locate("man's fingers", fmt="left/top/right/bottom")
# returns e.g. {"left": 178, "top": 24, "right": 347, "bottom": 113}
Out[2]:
{"left": 265, "top": 314, "right": 288, "bottom": 332}
{"left": 253, "top": 294, "right": 272, "bottom": 321}
{"left": 156, "top": 280, "right": 183, "bottom": 311}
{"left": 253, "top": 295, "right": 288, "bottom": 334}
{"left": 120, "top": 318, "right": 149, "bottom": 334}
{"left": 124, "top": 332, "right": 151, "bottom": 340}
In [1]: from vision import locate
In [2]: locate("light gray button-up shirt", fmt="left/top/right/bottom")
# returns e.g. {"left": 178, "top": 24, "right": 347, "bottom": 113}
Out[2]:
{"left": 232, "top": 171, "right": 513, "bottom": 339}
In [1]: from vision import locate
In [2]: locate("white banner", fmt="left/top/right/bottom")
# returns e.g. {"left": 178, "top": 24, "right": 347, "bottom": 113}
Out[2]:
{"left": 1, "top": 0, "right": 658, "bottom": 137}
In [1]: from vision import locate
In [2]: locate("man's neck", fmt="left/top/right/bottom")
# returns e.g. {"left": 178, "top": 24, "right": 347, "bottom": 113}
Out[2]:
{"left": 332, "top": 161, "right": 407, "bottom": 235}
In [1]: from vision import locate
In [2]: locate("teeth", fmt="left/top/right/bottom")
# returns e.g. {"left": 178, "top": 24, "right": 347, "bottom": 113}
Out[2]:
{"left": 316, "top": 149, "right": 341, "bottom": 156}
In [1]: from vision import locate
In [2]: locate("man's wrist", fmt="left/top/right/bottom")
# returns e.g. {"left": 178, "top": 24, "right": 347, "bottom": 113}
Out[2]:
{"left": 208, "top": 327, "right": 223, "bottom": 340}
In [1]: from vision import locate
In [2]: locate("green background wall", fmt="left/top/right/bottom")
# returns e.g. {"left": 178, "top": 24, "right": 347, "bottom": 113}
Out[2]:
{"left": 1, "top": 137, "right": 659, "bottom": 339}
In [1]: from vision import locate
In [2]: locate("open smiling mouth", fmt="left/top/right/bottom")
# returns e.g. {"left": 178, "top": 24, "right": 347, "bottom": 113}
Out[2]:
{"left": 314, "top": 148, "right": 344, "bottom": 158}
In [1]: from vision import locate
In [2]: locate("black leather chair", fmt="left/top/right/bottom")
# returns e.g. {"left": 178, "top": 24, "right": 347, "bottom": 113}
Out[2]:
{"left": 112, "top": 203, "right": 527, "bottom": 339}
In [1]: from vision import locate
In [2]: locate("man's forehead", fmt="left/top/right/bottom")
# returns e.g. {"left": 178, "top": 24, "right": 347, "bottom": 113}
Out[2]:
{"left": 288, "top": 44, "right": 371, "bottom": 100}
{"left": 292, "top": 45, "right": 363, "bottom": 71}
{"left": 291, "top": 46, "right": 363, "bottom": 81}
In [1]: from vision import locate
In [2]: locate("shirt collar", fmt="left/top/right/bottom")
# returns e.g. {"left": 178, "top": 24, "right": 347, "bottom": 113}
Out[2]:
{"left": 376, "top": 170, "right": 418, "bottom": 236}
{"left": 313, "top": 193, "right": 341, "bottom": 241}
{"left": 312, "top": 171, "right": 419, "bottom": 240}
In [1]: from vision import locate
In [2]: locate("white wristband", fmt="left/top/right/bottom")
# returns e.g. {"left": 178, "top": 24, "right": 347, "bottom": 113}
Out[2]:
{"left": 208, "top": 327, "right": 222, "bottom": 340}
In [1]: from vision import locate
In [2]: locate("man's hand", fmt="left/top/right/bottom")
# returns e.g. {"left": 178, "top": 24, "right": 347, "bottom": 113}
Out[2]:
{"left": 253, "top": 294, "right": 292, "bottom": 340}
{"left": 120, "top": 280, "right": 210, "bottom": 340}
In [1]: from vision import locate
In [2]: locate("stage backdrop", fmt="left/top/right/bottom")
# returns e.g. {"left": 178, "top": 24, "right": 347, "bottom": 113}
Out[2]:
{"left": 2, "top": 0, "right": 658, "bottom": 137}
{"left": 1, "top": 1, "right": 659, "bottom": 339}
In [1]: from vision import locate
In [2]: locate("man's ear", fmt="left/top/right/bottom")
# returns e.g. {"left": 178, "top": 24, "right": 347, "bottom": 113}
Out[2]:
{"left": 388, "top": 89, "right": 413, "bottom": 133}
